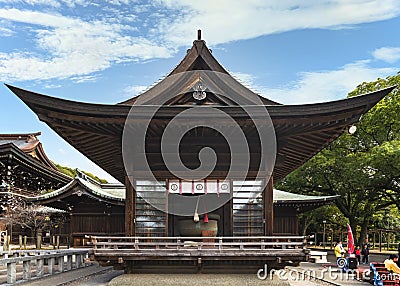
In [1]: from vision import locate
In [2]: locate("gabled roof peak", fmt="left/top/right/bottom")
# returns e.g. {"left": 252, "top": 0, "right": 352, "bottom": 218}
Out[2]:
{"left": 118, "top": 32, "right": 280, "bottom": 106}
{"left": 168, "top": 34, "right": 228, "bottom": 76}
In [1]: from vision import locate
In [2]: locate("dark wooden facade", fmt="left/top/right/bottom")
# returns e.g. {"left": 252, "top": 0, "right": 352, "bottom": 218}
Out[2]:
{"left": 29, "top": 172, "right": 125, "bottom": 246}
{"left": 7, "top": 34, "right": 394, "bottom": 239}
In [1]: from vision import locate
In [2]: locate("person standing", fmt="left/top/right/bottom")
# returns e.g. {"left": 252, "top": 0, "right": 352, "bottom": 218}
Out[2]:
{"left": 334, "top": 241, "right": 345, "bottom": 261}
{"left": 355, "top": 245, "right": 361, "bottom": 264}
{"left": 362, "top": 244, "right": 370, "bottom": 264}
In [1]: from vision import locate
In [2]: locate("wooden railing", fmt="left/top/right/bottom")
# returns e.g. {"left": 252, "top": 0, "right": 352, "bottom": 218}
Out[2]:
{"left": 0, "top": 249, "right": 90, "bottom": 284}
{"left": 88, "top": 235, "right": 309, "bottom": 256}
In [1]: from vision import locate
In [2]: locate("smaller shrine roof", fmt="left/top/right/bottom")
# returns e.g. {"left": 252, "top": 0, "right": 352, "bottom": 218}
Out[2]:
{"left": 0, "top": 191, "right": 66, "bottom": 213}
{"left": 29, "top": 170, "right": 125, "bottom": 208}
{"left": 273, "top": 189, "right": 338, "bottom": 203}
{"left": 273, "top": 189, "right": 338, "bottom": 212}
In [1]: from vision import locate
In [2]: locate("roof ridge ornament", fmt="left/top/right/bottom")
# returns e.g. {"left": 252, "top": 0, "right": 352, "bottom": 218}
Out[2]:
{"left": 193, "top": 80, "right": 207, "bottom": 101}
{"left": 198, "top": 29, "right": 201, "bottom": 40}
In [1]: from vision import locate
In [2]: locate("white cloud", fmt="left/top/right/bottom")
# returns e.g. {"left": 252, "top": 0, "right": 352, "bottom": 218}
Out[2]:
{"left": 0, "top": 0, "right": 89, "bottom": 8}
{"left": 124, "top": 85, "right": 149, "bottom": 96}
{"left": 43, "top": 83, "right": 61, "bottom": 88}
{"left": 0, "top": 26, "right": 13, "bottom": 36}
{"left": 70, "top": 75, "right": 99, "bottom": 83}
{"left": 373, "top": 47, "right": 400, "bottom": 63}
{"left": 1, "top": 1, "right": 400, "bottom": 82}
{"left": 231, "top": 72, "right": 256, "bottom": 86}
{"left": 60, "top": 0, "right": 89, "bottom": 8}
{"left": 256, "top": 61, "right": 397, "bottom": 104}
{"left": 106, "top": 0, "right": 130, "bottom": 5}
{"left": 156, "top": 0, "right": 400, "bottom": 46}
{"left": 0, "top": 8, "right": 172, "bottom": 82}
{"left": 0, "top": 0, "right": 60, "bottom": 7}
{"left": 230, "top": 72, "right": 262, "bottom": 94}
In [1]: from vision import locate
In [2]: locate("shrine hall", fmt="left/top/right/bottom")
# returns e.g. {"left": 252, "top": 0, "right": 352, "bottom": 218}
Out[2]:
{"left": 6, "top": 31, "right": 395, "bottom": 272}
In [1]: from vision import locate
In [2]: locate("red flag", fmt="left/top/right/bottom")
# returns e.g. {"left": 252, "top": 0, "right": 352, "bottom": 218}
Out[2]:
{"left": 347, "top": 224, "right": 355, "bottom": 254}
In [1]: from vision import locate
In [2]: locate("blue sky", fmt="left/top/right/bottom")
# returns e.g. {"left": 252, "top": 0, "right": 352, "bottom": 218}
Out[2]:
{"left": 1, "top": 0, "right": 400, "bottom": 183}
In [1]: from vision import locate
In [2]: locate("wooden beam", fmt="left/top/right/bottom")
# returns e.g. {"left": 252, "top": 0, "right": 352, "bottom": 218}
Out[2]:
{"left": 264, "top": 176, "right": 274, "bottom": 236}
{"left": 125, "top": 176, "right": 136, "bottom": 236}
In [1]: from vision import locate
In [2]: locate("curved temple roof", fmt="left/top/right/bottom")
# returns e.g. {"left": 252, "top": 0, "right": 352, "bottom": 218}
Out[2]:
{"left": 0, "top": 132, "right": 61, "bottom": 171}
{"left": 5, "top": 38, "right": 396, "bottom": 183}
{"left": 0, "top": 132, "right": 72, "bottom": 194}
{"left": 29, "top": 171, "right": 125, "bottom": 208}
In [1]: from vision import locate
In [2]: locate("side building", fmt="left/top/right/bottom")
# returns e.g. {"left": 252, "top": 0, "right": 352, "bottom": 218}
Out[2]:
{"left": 0, "top": 132, "right": 71, "bottom": 241}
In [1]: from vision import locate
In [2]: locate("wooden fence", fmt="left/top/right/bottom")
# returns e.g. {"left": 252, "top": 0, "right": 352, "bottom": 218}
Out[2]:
{"left": 89, "top": 235, "right": 309, "bottom": 257}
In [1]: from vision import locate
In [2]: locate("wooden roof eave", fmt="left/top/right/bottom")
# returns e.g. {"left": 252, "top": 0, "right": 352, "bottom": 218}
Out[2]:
{"left": 6, "top": 84, "right": 395, "bottom": 183}
{"left": 6, "top": 84, "right": 395, "bottom": 122}
{"left": 274, "top": 195, "right": 339, "bottom": 205}
{"left": 274, "top": 195, "right": 339, "bottom": 213}
{"left": 34, "top": 142, "right": 62, "bottom": 171}
{"left": 28, "top": 178, "right": 79, "bottom": 204}
{"left": 29, "top": 177, "right": 125, "bottom": 206}
{"left": 0, "top": 143, "right": 71, "bottom": 184}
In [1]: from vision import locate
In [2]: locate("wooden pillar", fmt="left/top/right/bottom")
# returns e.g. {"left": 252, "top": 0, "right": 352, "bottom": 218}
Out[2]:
{"left": 125, "top": 176, "right": 136, "bottom": 236}
{"left": 263, "top": 176, "right": 274, "bottom": 236}
{"left": 223, "top": 197, "right": 233, "bottom": 236}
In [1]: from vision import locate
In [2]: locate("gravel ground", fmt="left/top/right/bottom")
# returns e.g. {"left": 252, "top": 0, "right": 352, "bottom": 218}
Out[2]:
{"left": 106, "top": 250, "right": 388, "bottom": 286}
{"left": 109, "top": 274, "right": 291, "bottom": 286}
{"left": 65, "top": 269, "right": 124, "bottom": 286}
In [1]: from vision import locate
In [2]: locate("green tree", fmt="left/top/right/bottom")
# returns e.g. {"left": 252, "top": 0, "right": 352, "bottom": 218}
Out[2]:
{"left": 278, "top": 73, "right": 400, "bottom": 246}
{"left": 55, "top": 164, "right": 108, "bottom": 184}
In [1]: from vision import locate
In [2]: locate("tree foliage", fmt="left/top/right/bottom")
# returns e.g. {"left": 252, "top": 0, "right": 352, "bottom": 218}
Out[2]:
{"left": 277, "top": 73, "right": 400, "bottom": 245}
{"left": 55, "top": 164, "right": 108, "bottom": 184}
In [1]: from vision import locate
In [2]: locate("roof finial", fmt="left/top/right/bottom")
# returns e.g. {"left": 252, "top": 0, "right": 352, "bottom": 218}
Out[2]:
{"left": 197, "top": 29, "right": 201, "bottom": 40}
